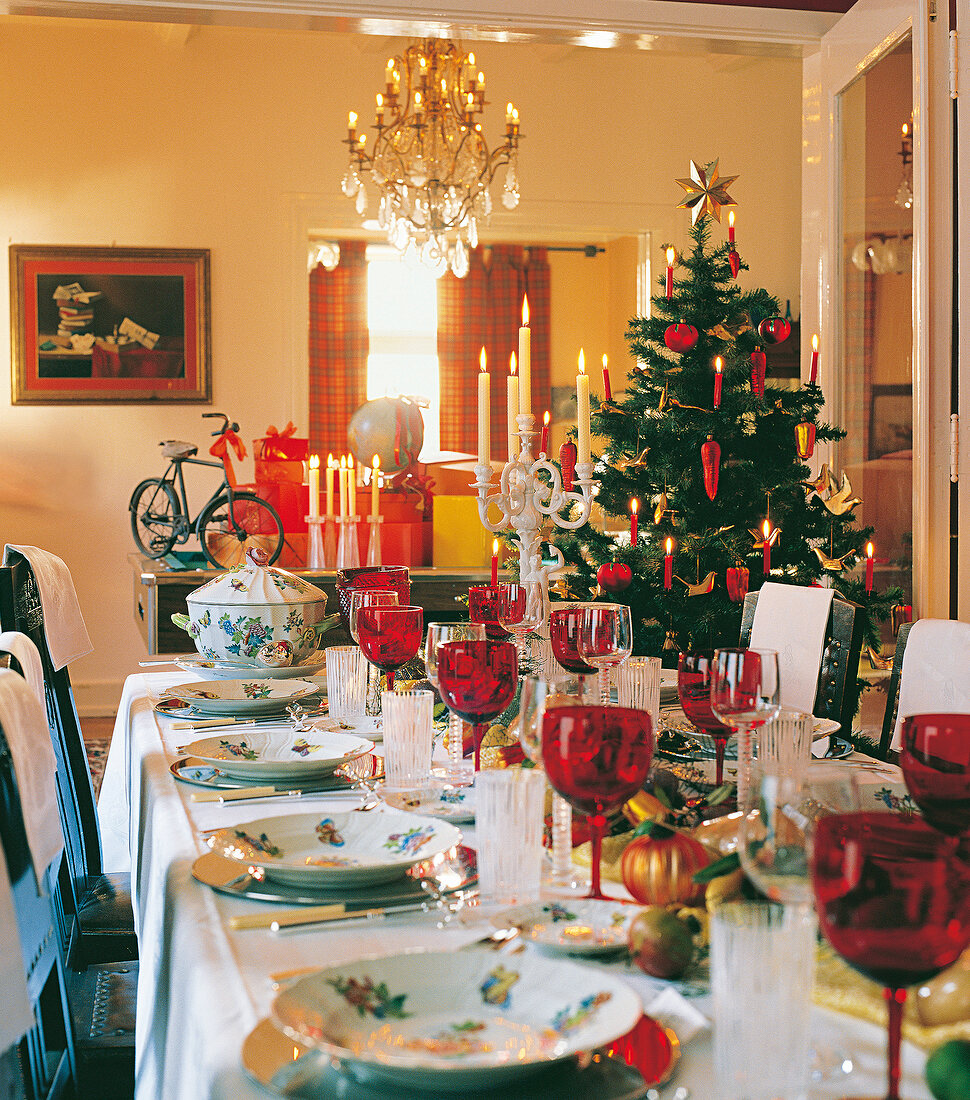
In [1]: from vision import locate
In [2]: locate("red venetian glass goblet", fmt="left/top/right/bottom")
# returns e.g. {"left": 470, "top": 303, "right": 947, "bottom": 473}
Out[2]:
{"left": 355, "top": 604, "right": 423, "bottom": 691}
{"left": 678, "top": 652, "right": 735, "bottom": 787}
{"left": 335, "top": 566, "right": 411, "bottom": 633}
{"left": 435, "top": 639, "right": 518, "bottom": 771}
{"left": 900, "top": 714, "right": 970, "bottom": 837}
{"left": 549, "top": 605, "right": 597, "bottom": 695}
{"left": 811, "top": 811, "right": 970, "bottom": 1100}
{"left": 468, "top": 585, "right": 508, "bottom": 641}
{"left": 542, "top": 704, "right": 653, "bottom": 900}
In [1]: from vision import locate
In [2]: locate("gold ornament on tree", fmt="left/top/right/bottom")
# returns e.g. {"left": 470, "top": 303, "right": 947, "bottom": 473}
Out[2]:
{"left": 676, "top": 571, "right": 717, "bottom": 597}
{"left": 674, "top": 159, "right": 739, "bottom": 225}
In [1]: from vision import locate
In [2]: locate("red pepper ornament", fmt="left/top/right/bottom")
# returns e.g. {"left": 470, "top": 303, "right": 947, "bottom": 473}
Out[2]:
{"left": 559, "top": 440, "right": 577, "bottom": 491}
{"left": 701, "top": 436, "right": 721, "bottom": 501}
{"left": 729, "top": 248, "right": 740, "bottom": 278}
{"left": 750, "top": 346, "right": 767, "bottom": 398}
{"left": 726, "top": 565, "right": 750, "bottom": 603}
{"left": 794, "top": 421, "right": 817, "bottom": 459}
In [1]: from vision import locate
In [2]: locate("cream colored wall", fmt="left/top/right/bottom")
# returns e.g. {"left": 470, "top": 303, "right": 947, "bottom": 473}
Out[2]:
{"left": 0, "top": 17, "right": 802, "bottom": 710}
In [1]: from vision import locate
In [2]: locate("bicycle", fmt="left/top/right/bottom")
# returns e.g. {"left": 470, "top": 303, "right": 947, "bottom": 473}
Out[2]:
{"left": 129, "top": 412, "right": 285, "bottom": 569}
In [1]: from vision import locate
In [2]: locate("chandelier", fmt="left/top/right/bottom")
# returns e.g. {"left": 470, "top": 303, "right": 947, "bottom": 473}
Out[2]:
{"left": 342, "top": 38, "right": 521, "bottom": 278}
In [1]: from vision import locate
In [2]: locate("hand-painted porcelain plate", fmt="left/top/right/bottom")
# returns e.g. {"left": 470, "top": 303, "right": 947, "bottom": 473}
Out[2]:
{"left": 206, "top": 809, "right": 462, "bottom": 887}
{"left": 170, "top": 752, "right": 384, "bottom": 792}
{"left": 324, "top": 714, "right": 383, "bottom": 743}
{"left": 163, "top": 678, "right": 319, "bottom": 715}
{"left": 498, "top": 899, "right": 642, "bottom": 957}
{"left": 181, "top": 727, "right": 374, "bottom": 780}
{"left": 380, "top": 782, "right": 475, "bottom": 823}
{"left": 271, "top": 947, "right": 642, "bottom": 1091}
{"left": 175, "top": 656, "right": 326, "bottom": 681}
{"left": 241, "top": 1016, "right": 656, "bottom": 1099}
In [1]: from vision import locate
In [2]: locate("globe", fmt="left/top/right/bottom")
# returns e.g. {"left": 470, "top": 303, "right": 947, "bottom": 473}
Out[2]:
{"left": 347, "top": 397, "right": 425, "bottom": 474}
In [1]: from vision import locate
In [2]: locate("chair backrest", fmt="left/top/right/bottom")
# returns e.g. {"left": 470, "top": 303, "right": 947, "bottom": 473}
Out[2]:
{"left": 739, "top": 589, "right": 866, "bottom": 737}
{"left": 0, "top": 552, "right": 103, "bottom": 890}
{"left": 0, "top": 717, "right": 76, "bottom": 1099}
{"left": 876, "top": 620, "right": 914, "bottom": 757}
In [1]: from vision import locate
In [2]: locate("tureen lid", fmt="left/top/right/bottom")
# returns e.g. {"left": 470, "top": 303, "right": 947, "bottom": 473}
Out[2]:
{"left": 186, "top": 549, "right": 327, "bottom": 607}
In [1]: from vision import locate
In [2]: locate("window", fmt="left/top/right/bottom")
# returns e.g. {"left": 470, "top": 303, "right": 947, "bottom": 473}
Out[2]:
{"left": 365, "top": 246, "right": 440, "bottom": 457}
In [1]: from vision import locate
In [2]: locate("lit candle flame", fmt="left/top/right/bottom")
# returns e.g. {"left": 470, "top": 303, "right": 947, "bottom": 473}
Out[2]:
{"left": 327, "top": 453, "right": 334, "bottom": 468}
{"left": 578, "top": 348, "right": 586, "bottom": 375}
{"left": 522, "top": 295, "right": 530, "bottom": 326}
{"left": 763, "top": 519, "right": 771, "bottom": 539}
{"left": 510, "top": 351, "right": 517, "bottom": 376}
{"left": 665, "top": 536, "right": 673, "bottom": 554}
{"left": 715, "top": 356, "right": 723, "bottom": 374}
{"left": 666, "top": 247, "right": 676, "bottom": 266}
{"left": 492, "top": 538, "right": 499, "bottom": 556}
{"left": 729, "top": 210, "right": 735, "bottom": 229}
{"left": 479, "top": 346, "right": 487, "bottom": 372}
{"left": 631, "top": 498, "right": 639, "bottom": 515}
{"left": 902, "top": 123, "right": 909, "bottom": 137}
{"left": 309, "top": 455, "right": 320, "bottom": 471}
{"left": 375, "top": 93, "right": 383, "bottom": 108}
{"left": 468, "top": 52, "right": 475, "bottom": 66}
{"left": 543, "top": 410, "right": 550, "bottom": 426}
{"left": 866, "top": 541, "right": 873, "bottom": 558}
{"left": 812, "top": 333, "right": 819, "bottom": 352}
{"left": 602, "top": 353, "right": 608, "bottom": 368}
{"left": 348, "top": 111, "right": 357, "bottom": 128}
{"left": 340, "top": 455, "right": 347, "bottom": 470}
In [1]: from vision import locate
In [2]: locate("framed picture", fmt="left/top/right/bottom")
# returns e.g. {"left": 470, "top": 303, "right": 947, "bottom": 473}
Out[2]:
{"left": 10, "top": 245, "right": 211, "bottom": 404}
{"left": 868, "top": 383, "right": 913, "bottom": 459}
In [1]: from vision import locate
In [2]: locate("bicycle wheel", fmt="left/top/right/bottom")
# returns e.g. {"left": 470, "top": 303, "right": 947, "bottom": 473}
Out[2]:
{"left": 129, "top": 478, "right": 181, "bottom": 558}
{"left": 197, "top": 491, "right": 285, "bottom": 569}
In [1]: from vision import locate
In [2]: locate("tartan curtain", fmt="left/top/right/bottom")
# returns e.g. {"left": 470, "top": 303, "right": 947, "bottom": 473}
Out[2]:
{"left": 308, "top": 240, "right": 369, "bottom": 460}
{"left": 842, "top": 263, "right": 875, "bottom": 463}
{"left": 438, "top": 245, "right": 551, "bottom": 457}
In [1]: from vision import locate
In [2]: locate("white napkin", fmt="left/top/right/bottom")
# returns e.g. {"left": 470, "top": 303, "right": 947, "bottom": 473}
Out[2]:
{"left": 890, "top": 618, "right": 970, "bottom": 751}
{"left": 0, "top": 843, "right": 33, "bottom": 1051}
{"left": 0, "top": 669, "right": 64, "bottom": 881}
{"left": 0, "top": 632, "right": 45, "bottom": 706}
{"left": 749, "top": 582, "right": 835, "bottom": 715}
{"left": 3, "top": 545, "right": 93, "bottom": 670}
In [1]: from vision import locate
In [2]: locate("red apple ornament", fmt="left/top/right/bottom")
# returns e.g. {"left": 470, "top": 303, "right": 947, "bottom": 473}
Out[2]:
{"left": 597, "top": 562, "right": 633, "bottom": 593}
{"left": 663, "top": 323, "right": 699, "bottom": 353}
{"left": 757, "top": 317, "right": 791, "bottom": 345}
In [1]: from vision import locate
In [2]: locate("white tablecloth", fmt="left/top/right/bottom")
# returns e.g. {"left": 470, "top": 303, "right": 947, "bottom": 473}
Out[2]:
{"left": 98, "top": 671, "right": 934, "bottom": 1100}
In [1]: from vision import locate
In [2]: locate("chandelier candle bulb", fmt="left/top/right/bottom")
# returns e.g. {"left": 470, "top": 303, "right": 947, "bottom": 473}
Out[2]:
{"left": 714, "top": 356, "right": 724, "bottom": 409}
{"left": 866, "top": 541, "right": 874, "bottom": 592}
{"left": 371, "top": 456, "right": 380, "bottom": 517}
{"left": 375, "top": 93, "right": 384, "bottom": 126}
{"left": 631, "top": 499, "right": 639, "bottom": 545}
{"left": 507, "top": 352, "right": 519, "bottom": 461}
{"left": 602, "top": 354, "right": 613, "bottom": 401}
{"left": 347, "top": 111, "right": 357, "bottom": 139}
{"left": 491, "top": 539, "right": 500, "bottom": 585}
{"left": 810, "top": 334, "right": 820, "bottom": 385}
{"left": 325, "top": 454, "right": 335, "bottom": 518}
{"left": 577, "top": 349, "right": 591, "bottom": 464}
{"left": 308, "top": 455, "right": 320, "bottom": 519}
{"left": 518, "top": 296, "right": 531, "bottom": 416}
{"left": 728, "top": 210, "right": 736, "bottom": 244}
{"left": 763, "top": 519, "right": 772, "bottom": 574}
{"left": 539, "top": 411, "right": 550, "bottom": 456}
{"left": 665, "top": 247, "right": 675, "bottom": 299}
{"left": 664, "top": 537, "right": 674, "bottom": 589}
{"left": 478, "top": 348, "right": 491, "bottom": 466}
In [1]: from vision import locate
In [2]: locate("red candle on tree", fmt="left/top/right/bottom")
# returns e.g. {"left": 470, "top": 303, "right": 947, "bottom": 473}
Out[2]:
{"left": 762, "top": 519, "right": 772, "bottom": 574}
{"left": 728, "top": 210, "right": 736, "bottom": 244}
{"left": 664, "top": 537, "right": 674, "bottom": 589}
{"left": 491, "top": 538, "right": 499, "bottom": 585}
{"left": 630, "top": 499, "right": 639, "bottom": 544}
{"left": 665, "top": 247, "right": 675, "bottom": 300}
{"left": 713, "top": 356, "right": 723, "bottom": 409}
{"left": 865, "top": 541, "right": 874, "bottom": 593}
{"left": 539, "top": 410, "right": 550, "bottom": 455}
{"left": 810, "top": 334, "right": 820, "bottom": 384}
{"left": 602, "top": 354, "right": 613, "bottom": 401}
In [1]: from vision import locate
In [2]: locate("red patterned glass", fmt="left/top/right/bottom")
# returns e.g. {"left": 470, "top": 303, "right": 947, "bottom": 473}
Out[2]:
{"left": 335, "top": 566, "right": 410, "bottom": 633}
{"left": 542, "top": 704, "right": 653, "bottom": 899}
{"left": 467, "top": 584, "right": 508, "bottom": 641}
{"left": 812, "top": 811, "right": 970, "bottom": 1100}
{"left": 355, "top": 604, "right": 423, "bottom": 691}
{"left": 678, "top": 652, "right": 734, "bottom": 788}
{"left": 900, "top": 714, "right": 970, "bottom": 836}
{"left": 436, "top": 639, "right": 518, "bottom": 770}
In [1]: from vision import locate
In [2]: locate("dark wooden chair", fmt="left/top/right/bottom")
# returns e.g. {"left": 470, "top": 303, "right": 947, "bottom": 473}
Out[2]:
{"left": 739, "top": 588, "right": 866, "bottom": 738}
{"left": 878, "top": 620, "right": 915, "bottom": 758}
{"left": 0, "top": 550, "right": 137, "bottom": 967}
{"left": 0, "top": 685, "right": 76, "bottom": 1100}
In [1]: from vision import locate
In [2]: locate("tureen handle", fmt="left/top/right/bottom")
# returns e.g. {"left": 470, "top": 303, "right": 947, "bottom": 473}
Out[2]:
{"left": 246, "top": 547, "right": 270, "bottom": 568}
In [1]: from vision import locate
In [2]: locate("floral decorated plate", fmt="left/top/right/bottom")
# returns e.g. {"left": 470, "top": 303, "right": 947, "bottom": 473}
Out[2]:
{"left": 380, "top": 782, "right": 475, "bottom": 823}
{"left": 324, "top": 715, "right": 383, "bottom": 743}
{"left": 497, "top": 899, "right": 642, "bottom": 957}
{"left": 163, "top": 678, "right": 319, "bottom": 716}
{"left": 271, "top": 946, "right": 642, "bottom": 1092}
{"left": 170, "top": 751, "right": 384, "bottom": 793}
{"left": 181, "top": 728, "right": 375, "bottom": 780}
{"left": 206, "top": 809, "right": 462, "bottom": 887}
{"left": 175, "top": 656, "right": 327, "bottom": 681}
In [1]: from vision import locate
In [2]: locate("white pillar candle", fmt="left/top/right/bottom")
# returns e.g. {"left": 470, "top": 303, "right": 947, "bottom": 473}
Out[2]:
{"left": 518, "top": 295, "right": 531, "bottom": 417}
{"left": 308, "top": 454, "right": 320, "bottom": 519}
{"left": 348, "top": 454, "right": 356, "bottom": 516}
{"left": 577, "top": 348, "right": 591, "bottom": 464}
{"left": 477, "top": 347, "right": 490, "bottom": 466}
{"left": 507, "top": 351, "right": 519, "bottom": 461}
{"left": 371, "top": 455, "right": 380, "bottom": 517}
{"left": 325, "top": 454, "right": 335, "bottom": 517}
{"left": 339, "top": 455, "right": 348, "bottom": 518}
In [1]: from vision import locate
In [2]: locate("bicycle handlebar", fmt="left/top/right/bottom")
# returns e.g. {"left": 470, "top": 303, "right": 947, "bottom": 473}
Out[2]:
{"left": 201, "top": 412, "right": 239, "bottom": 436}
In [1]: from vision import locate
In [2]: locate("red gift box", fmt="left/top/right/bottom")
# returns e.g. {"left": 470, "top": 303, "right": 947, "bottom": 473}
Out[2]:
{"left": 254, "top": 422, "right": 309, "bottom": 463}
{"left": 256, "top": 480, "right": 309, "bottom": 533}
{"left": 380, "top": 520, "right": 432, "bottom": 566}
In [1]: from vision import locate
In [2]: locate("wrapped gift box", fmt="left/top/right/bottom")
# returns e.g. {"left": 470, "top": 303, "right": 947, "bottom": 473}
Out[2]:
{"left": 254, "top": 430, "right": 309, "bottom": 485}
{"left": 381, "top": 520, "right": 431, "bottom": 567}
{"left": 433, "top": 496, "right": 490, "bottom": 568}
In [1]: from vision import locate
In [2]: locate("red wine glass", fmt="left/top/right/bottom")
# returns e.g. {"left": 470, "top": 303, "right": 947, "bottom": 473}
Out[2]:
{"left": 468, "top": 585, "right": 507, "bottom": 641}
{"left": 577, "top": 603, "right": 633, "bottom": 703}
{"left": 335, "top": 566, "right": 410, "bottom": 633}
{"left": 541, "top": 704, "right": 653, "bottom": 900}
{"left": 355, "top": 604, "right": 423, "bottom": 692}
{"left": 900, "top": 714, "right": 970, "bottom": 836}
{"left": 348, "top": 589, "right": 399, "bottom": 643}
{"left": 549, "top": 605, "right": 597, "bottom": 696}
{"left": 678, "top": 652, "right": 735, "bottom": 787}
{"left": 497, "top": 582, "right": 543, "bottom": 665}
{"left": 435, "top": 639, "right": 518, "bottom": 771}
{"left": 811, "top": 811, "right": 970, "bottom": 1100}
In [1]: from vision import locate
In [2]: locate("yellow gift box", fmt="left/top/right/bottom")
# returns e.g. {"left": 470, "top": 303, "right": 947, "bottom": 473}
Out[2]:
{"left": 432, "top": 496, "right": 491, "bottom": 568}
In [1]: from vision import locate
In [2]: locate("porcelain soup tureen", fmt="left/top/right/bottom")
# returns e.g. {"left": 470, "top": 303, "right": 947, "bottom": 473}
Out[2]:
{"left": 173, "top": 549, "right": 338, "bottom": 664}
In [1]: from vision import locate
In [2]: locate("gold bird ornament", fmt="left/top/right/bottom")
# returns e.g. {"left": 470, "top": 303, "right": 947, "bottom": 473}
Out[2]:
{"left": 676, "top": 571, "right": 717, "bottom": 596}
{"left": 802, "top": 463, "right": 831, "bottom": 498}
{"left": 813, "top": 546, "right": 857, "bottom": 572}
{"left": 822, "top": 472, "right": 863, "bottom": 516}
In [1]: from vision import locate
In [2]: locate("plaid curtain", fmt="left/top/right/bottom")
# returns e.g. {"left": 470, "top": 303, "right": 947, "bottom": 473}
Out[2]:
{"left": 308, "top": 240, "right": 369, "bottom": 459}
{"left": 438, "top": 245, "right": 551, "bottom": 457}
{"left": 842, "top": 262, "right": 875, "bottom": 463}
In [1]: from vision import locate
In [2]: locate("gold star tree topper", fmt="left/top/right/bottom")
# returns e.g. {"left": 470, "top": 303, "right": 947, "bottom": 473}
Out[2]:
{"left": 675, "top": 159, "right": 739, "bottom": 225}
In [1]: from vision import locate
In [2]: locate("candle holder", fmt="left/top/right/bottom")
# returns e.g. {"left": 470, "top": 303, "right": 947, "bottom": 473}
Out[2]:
{"left": 336, "top": 516, "right": 361, "bottom": 570}
{"left": 305, "top": 515, "right": 327, "bottom": 569}
{"left": 473, "top": 412, "right": 597, "bottom": 628}
{"left": 324, "top": 516, "right": 337, "bottom": 568}
{"left": 366, "top": 515, "right": 384, "bottom": 567}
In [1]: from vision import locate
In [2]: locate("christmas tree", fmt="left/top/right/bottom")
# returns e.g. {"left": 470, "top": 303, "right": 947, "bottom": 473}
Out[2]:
{"left": 556, "top": 160, "right": 900, "bottom": 692}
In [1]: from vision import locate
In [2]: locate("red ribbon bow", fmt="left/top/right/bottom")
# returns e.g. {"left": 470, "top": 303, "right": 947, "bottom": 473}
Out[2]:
{"left": 265, "top": 421, "right": 296, "bottom": 439}
{"left": 209, "top": 428, "right": 248, "bottom": 487}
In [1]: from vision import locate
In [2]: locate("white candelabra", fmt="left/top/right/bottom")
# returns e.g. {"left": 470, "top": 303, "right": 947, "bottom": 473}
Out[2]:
{"left": 473, "top": 413, "right": 597, "bottom": 627}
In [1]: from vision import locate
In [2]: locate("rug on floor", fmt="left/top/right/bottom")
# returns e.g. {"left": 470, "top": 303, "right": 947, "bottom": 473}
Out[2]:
{"left": 85, "top": 737, "right": 111, "bottom": 799}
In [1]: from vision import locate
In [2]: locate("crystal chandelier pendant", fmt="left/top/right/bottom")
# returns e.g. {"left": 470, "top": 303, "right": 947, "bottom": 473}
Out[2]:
{"left": 895, "top": 178, "right": 914, "bottom": 210}
{"left": 451, "top": 237, "right": 470, "bottom": 278}
{"left": 355, "top": 183, "right": 368, "bottom": 216}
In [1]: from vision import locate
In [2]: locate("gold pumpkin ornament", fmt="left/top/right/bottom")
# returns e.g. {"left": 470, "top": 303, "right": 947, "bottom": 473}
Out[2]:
{"left": 620, "top": 822, "right": 712, "bottom": 907}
